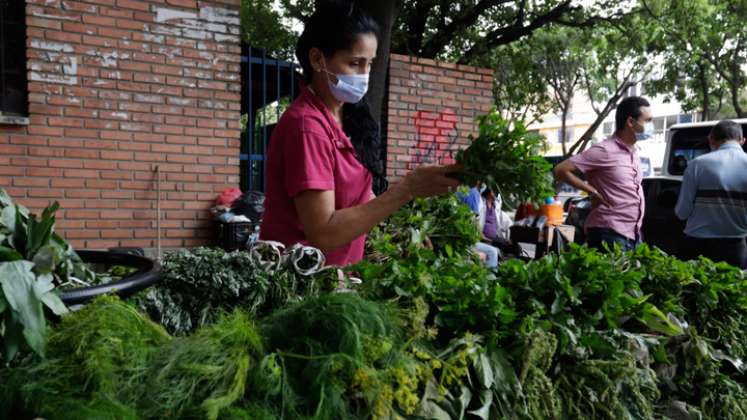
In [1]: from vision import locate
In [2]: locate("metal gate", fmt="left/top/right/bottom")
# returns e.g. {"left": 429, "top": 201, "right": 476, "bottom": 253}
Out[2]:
{"left": 240, "top": 45, "right": 301, "bottom": 192}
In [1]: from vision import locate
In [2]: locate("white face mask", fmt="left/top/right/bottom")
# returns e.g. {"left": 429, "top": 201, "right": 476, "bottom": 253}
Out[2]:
{"left": 635, "top": 121, "right": 654, "bottom": 141}
{"left": 325, "top": 71, "right": 369, "bottom": 104}
{"left": 321, "top": 60, "right": 369, "bottom": 104}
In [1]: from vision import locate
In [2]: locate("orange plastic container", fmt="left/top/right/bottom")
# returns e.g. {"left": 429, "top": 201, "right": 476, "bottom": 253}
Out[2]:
{"left": 540, "top": 203, "right": 564, "bottom": 226}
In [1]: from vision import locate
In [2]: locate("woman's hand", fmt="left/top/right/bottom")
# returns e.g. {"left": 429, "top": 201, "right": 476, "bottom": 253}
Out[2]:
{"left": 400, "top": 164, "right": 462, "bottom": 199}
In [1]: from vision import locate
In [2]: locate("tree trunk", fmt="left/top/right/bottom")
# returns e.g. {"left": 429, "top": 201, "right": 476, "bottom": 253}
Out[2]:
{"left": 567, "top": 77, "right": 633, "bottom": 156}
{"left": 698, "top": 63, "right": 710, "bottom": 121}
{"left": 560, "top": 106, "right": 568, "bottom": 156}
{"left": 730, "top": 80, "right": 745, "bottom": 118}
{"left": 358, "top": 0, "right": 400, "bottom": 124}
{"left": 567, "top": 94, "right": 619, "bottom": 156}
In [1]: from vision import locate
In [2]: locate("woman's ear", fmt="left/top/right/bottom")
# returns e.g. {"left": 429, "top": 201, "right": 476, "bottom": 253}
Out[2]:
{"left": 309, "top": 47, "right": 324, "bottom": 73}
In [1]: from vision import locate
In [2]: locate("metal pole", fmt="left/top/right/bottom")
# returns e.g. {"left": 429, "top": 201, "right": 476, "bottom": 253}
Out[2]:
{"left": 262, "top": 49, "right": 267, "bottom": 191}
{"left": 156, "top": 165, "right": 161, "bottom": 260}
{"left": 247, "top": 46, "right": 253, "bottom": 191}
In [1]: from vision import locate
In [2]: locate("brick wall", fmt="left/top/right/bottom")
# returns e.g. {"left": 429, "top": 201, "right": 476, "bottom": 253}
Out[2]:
{"left": 0, "top": 0, "right": 241, "bottom": 250}
{"left": 385, "top": 54, "right": 494, "bottom": 180}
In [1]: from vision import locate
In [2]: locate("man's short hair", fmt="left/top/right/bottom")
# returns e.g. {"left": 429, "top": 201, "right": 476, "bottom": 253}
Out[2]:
{"left": 710, "top": 120, "right": 743, "bottom": 143}
{"left": 615, "top": 96, "right": 651, "bottom": 131}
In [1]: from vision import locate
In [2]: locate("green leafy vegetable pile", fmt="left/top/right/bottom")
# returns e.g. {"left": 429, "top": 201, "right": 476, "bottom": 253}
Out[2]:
{"left": 455, "top": 110, "right": 554, "bottom": 207}
{"left": 138, "top": 246, "right": 340, "bottom": 335}
{"left": 4, "top": 189, "right": 747, "bottom": 419}
{"left": 0, "top": 188, "right": 95, "bottom": 362}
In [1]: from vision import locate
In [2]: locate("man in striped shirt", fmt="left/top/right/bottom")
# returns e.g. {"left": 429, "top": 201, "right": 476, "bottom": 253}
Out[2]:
{"left": 675, "top": 120, "right": 747, "bottom": 268}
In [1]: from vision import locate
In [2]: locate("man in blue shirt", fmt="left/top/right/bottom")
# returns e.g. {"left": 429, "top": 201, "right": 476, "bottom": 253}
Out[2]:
{"left": 456, "top": 182, "right": 481, "bottom": 214}
{"left": 675, "top": 120, "right": 747, "bottom": 268}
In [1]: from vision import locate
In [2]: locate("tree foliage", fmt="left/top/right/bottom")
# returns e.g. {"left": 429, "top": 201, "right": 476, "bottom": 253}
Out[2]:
{"left": 240, "top": 0, "right": 299, "bottom": 61}
{"left": 392, "top": 0, "right": 635, "bottom": 63}
{"left": 643, "top": 0, "right": 747, "bottom": 119}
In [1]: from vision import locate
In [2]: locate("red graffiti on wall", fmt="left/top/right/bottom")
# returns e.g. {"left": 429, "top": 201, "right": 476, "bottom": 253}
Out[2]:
{"left": 408, "top": 108, "right": 460, "bottom": 170}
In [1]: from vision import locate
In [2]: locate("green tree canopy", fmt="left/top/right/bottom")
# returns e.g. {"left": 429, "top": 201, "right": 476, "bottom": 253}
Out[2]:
{"left": 644, "top": 0, "right": 747, "bottom": 119}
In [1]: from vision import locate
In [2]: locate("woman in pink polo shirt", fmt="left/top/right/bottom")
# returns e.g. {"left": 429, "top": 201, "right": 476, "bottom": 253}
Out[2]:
{"left": 260, "top": 3, "right": 460, "bottom": 266}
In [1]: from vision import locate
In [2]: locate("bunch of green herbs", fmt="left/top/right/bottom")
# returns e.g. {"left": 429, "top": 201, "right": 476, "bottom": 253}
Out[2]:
{"left": 139, "top": 246, "right": 333, "bottom": 335}
{"left": 455, "top": 110, "right": 554, "bottom": 207}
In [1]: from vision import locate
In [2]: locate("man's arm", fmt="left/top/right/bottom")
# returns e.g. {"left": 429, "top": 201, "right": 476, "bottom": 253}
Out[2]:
{"left": 675, "top": 163, "right": 697, "bottom": 220}
{"left": 553, "top": 159, "right": 611, "bottom": 206}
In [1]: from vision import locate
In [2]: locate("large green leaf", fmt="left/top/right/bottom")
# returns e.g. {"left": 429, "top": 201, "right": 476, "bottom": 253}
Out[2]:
{"left": 467, "top": 389, "right": 493, "bottom": 420}
{"left": 2, "top": 310, "right": 24, "bottom": 362}
{"left": 0, "top": 206, "right": 15, "bottom": 233}
{"left": 12, "top": 207, "right": 28, "bottom": 256}
{"left": 473, "top": 351, "right": 494, "bottom": 389}
{"left": 32, "top": 245, "right": 57, "bottom": 275}
{"left": 0, "top": 261, "right": 46, "bottom": 356}
{"left": 35, "top": 273, "right": 68, "bottom": 316}
{"left": 26, "top": 209, "right": 55, "bottom": 261}
{"left": 0, "top": 188, "right": 11, "bottom": 209}
{"left": 0, "top": 292, "right": 7, "bottom": 313}
{"left": 0, "top": 246, "right": 23, "bottom": 262}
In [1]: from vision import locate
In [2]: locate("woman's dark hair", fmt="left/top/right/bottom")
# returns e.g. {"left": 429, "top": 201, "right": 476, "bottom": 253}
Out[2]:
{"left": 296, "top": 1, "right": 380, "bottom": 83}
{"left": 296, "top": 1, "right": 388, "bottom": 194}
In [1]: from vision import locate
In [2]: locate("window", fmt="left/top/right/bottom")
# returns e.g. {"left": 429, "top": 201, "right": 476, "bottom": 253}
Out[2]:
{"left": 556, "top": 127, "right": 574, "bottom": 143}
{"left": 678, "top": 113, "right": 693, "bottom": 124}
{"left": 603, "top": 121, "right": 614, "bottom": 136}
{"left": 665, "top": 115, "right": 678, "bottom": 129}
{"left": 0, "top": 0, "right": 28, "bottom": 120}
{"left": 653, "top": 117, "right": 665, "bottom": 133}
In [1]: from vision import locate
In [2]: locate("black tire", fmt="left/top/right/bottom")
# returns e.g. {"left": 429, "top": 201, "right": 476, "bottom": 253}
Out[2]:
{"left": 60, "top": 250, "right": 160, "bottom": 305}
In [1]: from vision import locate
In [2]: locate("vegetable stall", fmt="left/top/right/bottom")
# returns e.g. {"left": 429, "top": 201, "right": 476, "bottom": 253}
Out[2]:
{"left": 2, "top": 113, "right": 747, "bottom": 419}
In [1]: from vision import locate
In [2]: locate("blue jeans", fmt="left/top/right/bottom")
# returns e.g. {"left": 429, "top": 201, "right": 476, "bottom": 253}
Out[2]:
{"left": 586, "top": 227, "right": 639, "bottom": 252}
{"left": 474, "top": 242, "right": 500, "bottom": 268}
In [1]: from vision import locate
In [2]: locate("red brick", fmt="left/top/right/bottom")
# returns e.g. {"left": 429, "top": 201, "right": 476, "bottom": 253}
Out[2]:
{"left": 118, "top": 142, "right": 150, "bottom": 151}
{"left": 100, "top": 210, "right": 134, "bottom": 219}
{"left": 44, "top": 30, "right": 81, "bottom": 43}
{"left": 87, "top": 220, "right": 120, "bottom": 228}
{"left": 29, "top": 146, "right": 65, "bottom": 157}
{"left": 66, "top": 189, "right": 101, "bottom": 199}
{"left": 85, "top": 240, "right": 119, "bottom": 248}
{"left": 28, "top": 17, "right": 62, "bottom": 30}
{"left": 14, "top": 178, "right": 51, "bottom": 188}
{"left": 116, "top": 0, "right": 150, "bottom": 11}
{"left": 65, "top": 108, "right": 100, "bottom": 119}
{"left": 64, "top": 169, "right": 99, "bottom": 178}
{"left": 28, "top": 189, "right": 64, "bottom": 199}
{"left": 119, "top": 61, "right": 151, "bottom": 72}
{"left": 65, "top": 230, "right": 100, "bottom": 239}
{"left": 101, "top": 230, "right": 133, "bottom": 239}
{"left": 100, "top": 6, "right": 133, "bottom": 18}
{"left": 85, "top": 160, "right": 119, "bottom": 170}
{"left": 101, "top": 191, "right": 132, "bottom": 199}
{"left": 83, "top": 15, "right": 116, "bottom": 27}
{"left": 11, "top": 157, "right": 48, "bottom": 167}
{"left": 101, "top": 130, "right": 132, "bottom": 141}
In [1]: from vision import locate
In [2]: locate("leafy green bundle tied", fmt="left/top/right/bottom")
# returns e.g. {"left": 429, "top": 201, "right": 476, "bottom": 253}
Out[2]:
{"left": 136, "top": 310, "right": 264, "bottom": 420}
{"left": 371, "top": 195, "right": 480, "bottom": 257}
{"left": 140, "top": 247, "right": 331, "bottom": 335}
{"left": 255, "top": 293, "right": 407, "bottom": 419}
{"left": 455, "top": 110, "right": 554, "bottom": 207}
{"left": 2, "top": 296, "right": 266, "bottom": 420}
{"left": 0, "top": 295, "right": 169, "bottom": 418}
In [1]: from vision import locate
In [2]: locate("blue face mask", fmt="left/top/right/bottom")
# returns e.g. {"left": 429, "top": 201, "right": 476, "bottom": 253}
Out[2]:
{"left": 323, "top": 63, "right": 369, "bottom": 104}
{"left": 634, "top": 121, "right": 654, "bottom": 141}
